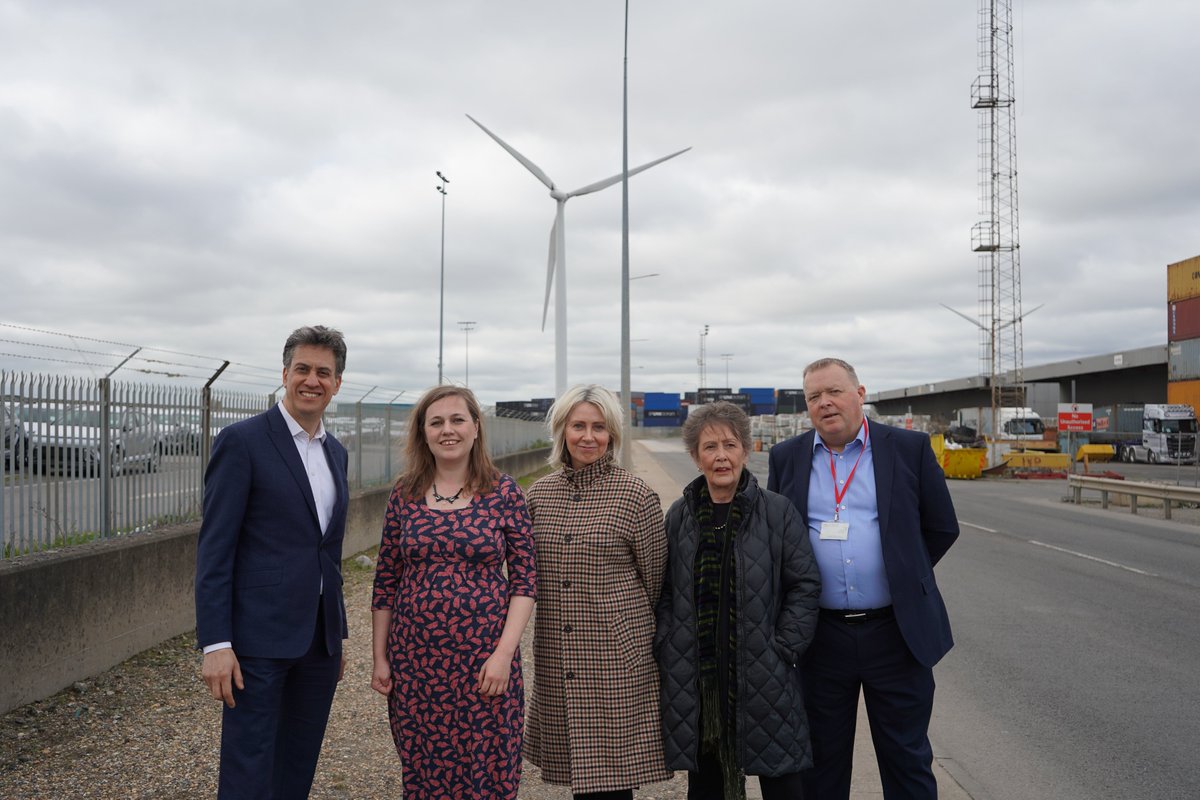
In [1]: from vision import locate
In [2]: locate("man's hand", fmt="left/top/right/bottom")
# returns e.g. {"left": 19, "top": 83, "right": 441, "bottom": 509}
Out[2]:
{"left": 338, "top": 654, "right": 347, "bottom": 682}
{"left": 202, "top": 649, "right": 244, "bottom": 708}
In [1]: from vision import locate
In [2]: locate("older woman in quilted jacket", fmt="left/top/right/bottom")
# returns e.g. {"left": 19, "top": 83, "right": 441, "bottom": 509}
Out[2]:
{"left": 656, "top": 401, "right": 821, "bottom": 800}
{"left": 524, "top": 385, "right": 672, "bottom": 800}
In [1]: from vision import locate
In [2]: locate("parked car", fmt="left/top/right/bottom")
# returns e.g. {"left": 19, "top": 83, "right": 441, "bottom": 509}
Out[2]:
{"left": 3, "top": 404, "right": 24, "bottom": 470}
{"left": 23, "top": 405, "right": 164, "bottom": 476}
{"left": 155, "top": 412, "right": 202, "bottom": 455}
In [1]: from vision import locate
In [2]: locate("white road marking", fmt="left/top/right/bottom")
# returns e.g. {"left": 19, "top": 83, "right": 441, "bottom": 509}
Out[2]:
{"left": 960, "top": 520, "right": 998, "bottom": 533}
{"left": 1028, "top": 540, "right": 1158, "bottom": 577}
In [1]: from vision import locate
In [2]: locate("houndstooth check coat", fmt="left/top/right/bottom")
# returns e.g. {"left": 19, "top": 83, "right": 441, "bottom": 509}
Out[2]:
{"left": 523, "top": 453, "right": 673, "bottom": 792}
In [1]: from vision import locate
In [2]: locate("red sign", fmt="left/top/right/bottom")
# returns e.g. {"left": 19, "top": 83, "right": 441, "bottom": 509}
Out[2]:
{"left": 1057, "top": 403, "right": 1093, "bottom": 432}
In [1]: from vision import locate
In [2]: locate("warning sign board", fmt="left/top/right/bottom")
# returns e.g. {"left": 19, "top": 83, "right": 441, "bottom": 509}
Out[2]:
{"left": 1057, "top": 403, "right": 1093, "bottom": 432}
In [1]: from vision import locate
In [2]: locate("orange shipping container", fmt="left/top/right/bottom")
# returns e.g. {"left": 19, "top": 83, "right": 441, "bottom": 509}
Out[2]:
{"left": 1167, "top": 254, "right": 1200, "bottom": 302}
{"left": 1167, "top": 379, "right": 1200, "bottom": 411}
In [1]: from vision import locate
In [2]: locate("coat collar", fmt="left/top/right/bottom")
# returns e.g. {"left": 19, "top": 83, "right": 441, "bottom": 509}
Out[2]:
{"left": 563, "top": 451, "right": 614, "bottom": 491}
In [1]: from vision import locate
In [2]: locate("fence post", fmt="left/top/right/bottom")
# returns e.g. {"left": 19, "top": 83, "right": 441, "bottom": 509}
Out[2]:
{"left": 99, "top": 377, "right": 112, "bottom": 538}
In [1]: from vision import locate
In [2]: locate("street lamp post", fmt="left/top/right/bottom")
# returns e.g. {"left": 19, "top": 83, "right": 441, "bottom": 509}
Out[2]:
{"left": 619, "top": 0, "right": 632, "bottom": 468}
{"left": 458, "top": 321, "right": 477, "bottom": 387}
{"left": 720, "top": 353, "right": 734, "bottom": 389}
{"left": 436, "top": 170, "right": 449, "bottom": 384}
{"left": 697, "top": 324, "right": 710, "bottom": 390}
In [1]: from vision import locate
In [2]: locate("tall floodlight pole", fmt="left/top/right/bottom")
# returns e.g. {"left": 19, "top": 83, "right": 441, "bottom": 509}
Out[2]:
{"left": 436, "top": 171, "right": 450, "bottom": 384}
{"left": 720, "top": 353, "right": 734, "bottom": 389}
{"left": 697, "top": 324, "right": 710, "bottom": 391}
{"left": 458, "top": 321, "right": 477, "bottom": 387}
{"left": 620, "top": 0, "right": 632, "bottom": 468}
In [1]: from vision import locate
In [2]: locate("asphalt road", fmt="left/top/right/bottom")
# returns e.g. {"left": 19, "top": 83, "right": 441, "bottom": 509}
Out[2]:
{"left": 643, "top": 437, "right": 1200, "bottom": 800}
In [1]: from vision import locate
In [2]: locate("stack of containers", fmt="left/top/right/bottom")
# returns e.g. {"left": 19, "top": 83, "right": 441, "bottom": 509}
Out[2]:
{"left": 776, "top": 389, "right": 806, "bottom": 415}
{"left": 642, "top": 392, "right": 682, "bottom": 428}
{"left": 1167, "top": 254, "right": 1200, "bottom": 410}
{"left": 741, "top": 387, "right": 777, "bottom": 416}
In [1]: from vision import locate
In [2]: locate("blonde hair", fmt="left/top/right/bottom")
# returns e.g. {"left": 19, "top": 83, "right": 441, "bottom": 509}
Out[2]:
{"left": 546, "top": 384, "right": 624, "bottom": 468}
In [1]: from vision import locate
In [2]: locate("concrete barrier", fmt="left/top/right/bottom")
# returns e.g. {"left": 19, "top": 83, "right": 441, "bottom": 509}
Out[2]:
{"left": 0, "top": 446, "right": 550, "bottom": 715}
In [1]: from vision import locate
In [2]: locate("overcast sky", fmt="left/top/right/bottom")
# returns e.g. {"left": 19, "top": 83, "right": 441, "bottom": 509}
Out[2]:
{"left": 2, "top": 1, "right": 1197, "bottom": 406}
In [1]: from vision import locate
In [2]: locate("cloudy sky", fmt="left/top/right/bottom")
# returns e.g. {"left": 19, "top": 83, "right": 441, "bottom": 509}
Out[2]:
{"left": 2, "top": 1, "right": 1197, "bottom": 406}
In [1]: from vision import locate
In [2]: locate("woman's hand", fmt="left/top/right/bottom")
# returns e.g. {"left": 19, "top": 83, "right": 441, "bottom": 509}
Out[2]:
{"left": 371, "top": 658, "right": 393, "bottom": 697}
{"left": 477, "top": 650, "right": 513, "bottom": 697}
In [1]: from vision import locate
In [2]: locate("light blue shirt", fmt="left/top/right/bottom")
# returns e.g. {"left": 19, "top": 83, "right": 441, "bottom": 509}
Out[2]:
{"left": 807, "top": 421, "right": 892, "bottom": 610}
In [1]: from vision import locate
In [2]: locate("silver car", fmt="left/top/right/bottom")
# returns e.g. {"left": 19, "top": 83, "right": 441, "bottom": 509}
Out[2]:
{"left": 24, "top": 405, "right": 164, "bottom": 476}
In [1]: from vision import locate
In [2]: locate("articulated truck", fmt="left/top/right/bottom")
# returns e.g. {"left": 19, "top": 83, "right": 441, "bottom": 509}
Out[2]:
{"left": 1091, "top": 403, "right": 1198, "bottom": 464}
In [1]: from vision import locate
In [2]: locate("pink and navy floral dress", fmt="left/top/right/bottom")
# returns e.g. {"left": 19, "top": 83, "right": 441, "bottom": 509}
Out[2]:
{"left": 372, "top": 473, "right": 537, "bottom": 799}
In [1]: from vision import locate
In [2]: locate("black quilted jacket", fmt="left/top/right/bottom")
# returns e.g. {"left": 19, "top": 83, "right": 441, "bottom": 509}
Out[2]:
{"left": 654, "top": 470, "right": 821, "bottom": 776}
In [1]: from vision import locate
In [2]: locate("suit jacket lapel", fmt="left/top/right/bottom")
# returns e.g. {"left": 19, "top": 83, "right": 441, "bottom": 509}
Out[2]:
{"left": 871, "top": 421, "right": 894, "bottom": 540}
{"left": 796, "top": 431, "right": 816, "bottom": 525}
{"left": 266, "top": 405, "right": 321, "bottom": 528}
{"left": 321, "top": 438, "right": 347, "bottom": 538}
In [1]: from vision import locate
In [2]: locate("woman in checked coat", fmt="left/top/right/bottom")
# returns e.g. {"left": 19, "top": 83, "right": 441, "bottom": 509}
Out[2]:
{"left": 524, "top": 384, "right": 672, "bottom": 800}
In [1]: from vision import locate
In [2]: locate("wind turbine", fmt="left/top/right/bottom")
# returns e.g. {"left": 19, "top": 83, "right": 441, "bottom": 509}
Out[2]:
{"left": 467, "top": 113, "right": 689, "bottom": 396}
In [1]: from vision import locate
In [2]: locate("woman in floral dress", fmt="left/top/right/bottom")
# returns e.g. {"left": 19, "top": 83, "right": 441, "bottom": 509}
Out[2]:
{"left": 371, "top": 386, "right": 537, "bottom": 799}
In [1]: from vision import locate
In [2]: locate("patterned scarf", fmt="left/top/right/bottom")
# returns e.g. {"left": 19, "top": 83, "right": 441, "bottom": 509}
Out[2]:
{"left": 692, "top": 474, "right": 747, "bottom": 800}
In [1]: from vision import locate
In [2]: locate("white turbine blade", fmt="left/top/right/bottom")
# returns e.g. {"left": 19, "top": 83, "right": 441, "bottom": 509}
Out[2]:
{"left": 940, "top": 303, "right": 987, "bottom": 331}
{"left": 542, "top": 219, "right": 557, "bottom": 331}
{"left": 568, "top": 147, "right": 692, "bottom": 197}
{"left": 466, "top": 114, "right": 556, "bottom": 191}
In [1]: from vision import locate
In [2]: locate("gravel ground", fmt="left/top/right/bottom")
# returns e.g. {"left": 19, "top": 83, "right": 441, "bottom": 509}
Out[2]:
{"left": 0, "top": 555, "right": 688, "bottom": 799}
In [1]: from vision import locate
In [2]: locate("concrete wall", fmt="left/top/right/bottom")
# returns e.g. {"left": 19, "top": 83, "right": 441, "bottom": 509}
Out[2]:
{"left": 0, "top": 447, "right": 549, "bottom": 715}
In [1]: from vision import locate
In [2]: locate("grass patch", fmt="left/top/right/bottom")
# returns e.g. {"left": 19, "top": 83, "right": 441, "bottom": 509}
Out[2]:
{"left": 517, "top": 464, "right": 555, "bottom": 488}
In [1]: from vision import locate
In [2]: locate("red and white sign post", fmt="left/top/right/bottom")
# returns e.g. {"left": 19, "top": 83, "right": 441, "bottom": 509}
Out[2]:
{"left": 1057, "top": 403, "right": 1093, "bottom": 432}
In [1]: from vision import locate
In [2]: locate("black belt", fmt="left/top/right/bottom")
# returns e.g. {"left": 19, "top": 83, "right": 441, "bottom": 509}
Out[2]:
{"left": 819, "top": 606, "right": 894, "bottom": 625}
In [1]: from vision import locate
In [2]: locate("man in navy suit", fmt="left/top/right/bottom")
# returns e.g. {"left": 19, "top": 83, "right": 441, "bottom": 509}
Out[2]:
{"left": 196, "top": 325, "right": 350, "bottom": 799}
{"left": 767, "top": 358, "right": 958, "bottom": 800}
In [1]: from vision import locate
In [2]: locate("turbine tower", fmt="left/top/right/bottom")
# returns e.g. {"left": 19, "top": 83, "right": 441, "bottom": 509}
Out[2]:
{"left": 467, "top": 114, "right": 689, "bottom": 396}
{"left": 970, "top": 0, "right": 1025, "bottom": 440}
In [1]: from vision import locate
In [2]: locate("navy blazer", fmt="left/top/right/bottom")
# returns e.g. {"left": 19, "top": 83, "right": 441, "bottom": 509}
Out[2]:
{"left": 767, "top": 421, "right": 959, "bottom": 667}
{"left": 195, "top": 405, "right": 350, "bottom": 660}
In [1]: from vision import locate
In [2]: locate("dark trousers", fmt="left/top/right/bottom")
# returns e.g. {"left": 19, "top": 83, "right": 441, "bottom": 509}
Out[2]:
{"left": 575, "top": 792, "right": 634, "bottom": 800}
{"left": 218, "top": 611, "right": 340, "bottom": 800}
{"left": 801, "top": 614, "right": 936, "bottom": 800}
{"left": 687, "top": 751, "right": 805, "bottom": 800}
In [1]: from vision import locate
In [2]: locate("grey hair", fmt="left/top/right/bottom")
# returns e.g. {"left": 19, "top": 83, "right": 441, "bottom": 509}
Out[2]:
{"left": 283, "top": 325, "right": 347, "bottom": 376}
{"left": 547, "top": 384, "right": 624, "bottom": 468}
{"left": 681, "top": 401, "right": 752, "bottom": 458}
{"left": 803, "top": 357, "right": 859, "bottom": 386}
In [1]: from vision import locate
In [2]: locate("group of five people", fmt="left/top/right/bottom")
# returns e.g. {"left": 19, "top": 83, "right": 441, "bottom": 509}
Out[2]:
{"left": 195, "top": 325, "right": 959, "bottom": 799}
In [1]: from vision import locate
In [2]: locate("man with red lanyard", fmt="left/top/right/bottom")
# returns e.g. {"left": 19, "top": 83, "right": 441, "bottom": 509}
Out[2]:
{"left": 767, "top": 357, "right": 959, "bottom": 799}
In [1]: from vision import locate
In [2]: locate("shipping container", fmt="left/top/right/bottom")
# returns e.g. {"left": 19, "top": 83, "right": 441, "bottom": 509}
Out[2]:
{"left": 1168, "top": 296, "right": 1200, "bottom": 342}
{"left": 643, "top": 392, "right": 681, "bottom": 411}
{"left": 740, "top": 387, "right": 776, "bottom": 404}
{"left": 752, "top": 402, "right": 777, "bottom": 416}
{"left": 1168, "top": 379, "right": 1200, "bottom": 411}
{"left": 1167, "top": 254, "right": 1200, "bottom": 303}
{"left": 776, "top": 388, "right": 806, "bottom": 414}
{"left": 1168, "top": 338, "right": 1200, "bottom": 382}
{"left": 1092, "top": 404, "right": 1145, "bottom": 434}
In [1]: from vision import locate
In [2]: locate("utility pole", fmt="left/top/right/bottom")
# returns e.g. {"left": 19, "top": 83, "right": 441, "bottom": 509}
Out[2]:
{"left": 458, "top": 321, "right": 477, "bottom": 387}
{"left": 436, "top": 170, "right": 449, "bottom": 384}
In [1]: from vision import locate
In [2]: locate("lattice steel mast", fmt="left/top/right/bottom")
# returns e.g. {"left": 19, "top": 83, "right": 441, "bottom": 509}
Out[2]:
{"left": 970, "top": 0, "right": 1025, "bottom": 434}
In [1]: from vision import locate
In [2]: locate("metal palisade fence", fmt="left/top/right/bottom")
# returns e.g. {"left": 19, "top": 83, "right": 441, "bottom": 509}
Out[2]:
{"left": 2, "top": 370, "right": 547, "bottom": 558}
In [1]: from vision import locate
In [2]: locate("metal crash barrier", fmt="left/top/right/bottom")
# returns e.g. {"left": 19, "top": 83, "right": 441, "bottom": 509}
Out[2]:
{"left": 1067, "top": 474, "right": 1200, "bottom": 519}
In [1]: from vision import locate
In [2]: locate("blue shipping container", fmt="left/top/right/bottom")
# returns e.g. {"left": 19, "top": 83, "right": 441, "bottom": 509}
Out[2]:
{"left": 643, "top": 392, "right": 682, "bottom": 411}
{"left": 740, "top": 387, "right": 776, "bottom": 404}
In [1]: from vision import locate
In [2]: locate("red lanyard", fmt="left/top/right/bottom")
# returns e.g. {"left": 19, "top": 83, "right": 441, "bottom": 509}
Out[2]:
{"left": 829, "top": 418, "right": 868, "bottom": 521}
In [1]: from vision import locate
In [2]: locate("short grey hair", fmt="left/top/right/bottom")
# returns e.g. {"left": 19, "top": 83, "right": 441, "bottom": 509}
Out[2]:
{"left": 547, "top": 384, "right": 624, "bottom": 469}
{"left": 682, "top": 401, "right": 751, "bottom": 459}
{"left": 803, "top": 357, "right": 858, "bottom": 387}
{"left": 283, "top": 325, "right": 347, "bottom": 376}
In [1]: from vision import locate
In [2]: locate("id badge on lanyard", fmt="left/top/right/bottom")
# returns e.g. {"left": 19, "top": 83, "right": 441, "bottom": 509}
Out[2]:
{"left": 818, "top": 420, "right": 868, "bottom": 541}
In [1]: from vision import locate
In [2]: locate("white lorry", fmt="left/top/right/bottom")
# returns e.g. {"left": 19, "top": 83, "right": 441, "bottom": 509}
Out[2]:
{"left": 1118, "top": 403, "right": 1198, "bottom": 464}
